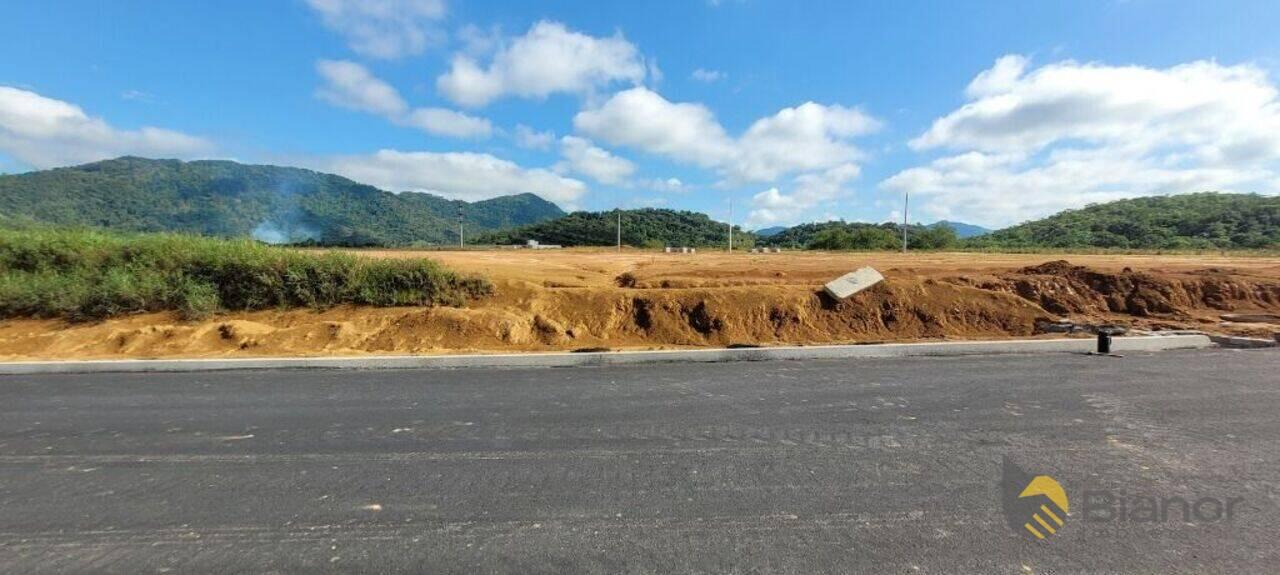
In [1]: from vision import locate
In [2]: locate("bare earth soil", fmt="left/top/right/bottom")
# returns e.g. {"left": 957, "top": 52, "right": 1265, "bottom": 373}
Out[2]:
{"left": 1, "top": 249, "right": 1278, "bottom": 360}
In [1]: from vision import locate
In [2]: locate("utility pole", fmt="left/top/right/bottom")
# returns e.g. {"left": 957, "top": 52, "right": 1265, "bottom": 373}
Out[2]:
{"left": 901, "top": 191, "right": 909, "bottom": 253}
{"left": 727, "top": 198, "right": 734, "bottom": 253}
{"left": 616, "top": 210, "right": 622, "bottom": 252}
{"left": 458, "top": 206, "right": 464, "bottom": 249}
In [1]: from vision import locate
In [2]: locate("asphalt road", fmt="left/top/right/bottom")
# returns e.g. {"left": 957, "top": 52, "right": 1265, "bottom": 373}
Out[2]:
{"left": 0, "top": 348, "right": 1277, "bottom": 574}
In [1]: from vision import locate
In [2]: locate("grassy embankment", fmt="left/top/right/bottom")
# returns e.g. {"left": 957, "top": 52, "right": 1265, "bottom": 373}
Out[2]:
{"left": 0, "top": 227, "right": 491, "bottom": 321}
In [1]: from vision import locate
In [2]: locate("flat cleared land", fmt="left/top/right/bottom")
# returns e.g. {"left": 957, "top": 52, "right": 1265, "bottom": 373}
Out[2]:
{"left": 1, "top": 349, "right": 1276, "bottom": 572}
{"left": 393, "top": 249, "right": 1280, "bottom": 287}
{"left": 1, "top": 249, "right": 1278, "bottom": 360}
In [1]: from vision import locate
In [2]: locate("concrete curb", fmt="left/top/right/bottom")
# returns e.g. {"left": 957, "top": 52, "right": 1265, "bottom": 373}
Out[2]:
{"left": 1206, "top": 334, "right": 1278, "bottom": 349}
{"left": 0, "top": 334, "right": 1214, "bottom": 375}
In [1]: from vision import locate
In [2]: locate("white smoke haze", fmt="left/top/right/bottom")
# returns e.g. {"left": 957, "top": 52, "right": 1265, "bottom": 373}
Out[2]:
{"left": 249, "top": 178, "right": 324, "bottom": 244}
{"left": 251, "top": 219, "right": 320, "bottom": 244}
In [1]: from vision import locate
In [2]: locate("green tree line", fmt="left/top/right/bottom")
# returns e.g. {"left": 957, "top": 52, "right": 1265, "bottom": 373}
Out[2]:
{"left": 761, "top": 221, "right": 959, "bottom": 250}
{"left": 473, "top": 208, "right": 756, "bottom": 248}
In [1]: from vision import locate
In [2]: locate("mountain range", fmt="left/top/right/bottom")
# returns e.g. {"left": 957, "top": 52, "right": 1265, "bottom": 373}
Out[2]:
{"left": 0, "top": 157, "right": 565, "bottom": 246}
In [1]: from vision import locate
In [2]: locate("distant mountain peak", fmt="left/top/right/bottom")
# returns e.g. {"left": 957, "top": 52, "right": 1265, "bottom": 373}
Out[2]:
{"left": 753, "top": 226, "right": 788, "bottom": 237}
{"left": 927, "top": 220, "right": 992, "bottom": 238}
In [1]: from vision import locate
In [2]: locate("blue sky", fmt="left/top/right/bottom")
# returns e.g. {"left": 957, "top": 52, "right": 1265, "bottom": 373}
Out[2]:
{"left": 2, "top": 0, "right": 1279, "bottom": 229}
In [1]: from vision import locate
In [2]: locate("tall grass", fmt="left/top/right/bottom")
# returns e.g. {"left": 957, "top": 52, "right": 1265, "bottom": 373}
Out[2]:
{"left": 0, "top": 227, "right": 491, "bottom": 321}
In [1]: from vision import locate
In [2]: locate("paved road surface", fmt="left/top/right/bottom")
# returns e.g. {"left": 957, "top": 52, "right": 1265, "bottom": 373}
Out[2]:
{"left": 0, "top": 348, "right": 1277, "bottom": 573}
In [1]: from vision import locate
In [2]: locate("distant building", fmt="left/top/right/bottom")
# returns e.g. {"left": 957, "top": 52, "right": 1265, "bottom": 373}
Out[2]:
{"left": 521, "top": 239, "right": 562, "bottom": 250}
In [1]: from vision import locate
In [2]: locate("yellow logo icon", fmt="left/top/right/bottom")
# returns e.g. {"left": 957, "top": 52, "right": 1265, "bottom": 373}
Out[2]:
{"left": 1002, "top": 457, "right": 1069, "bottom": 540}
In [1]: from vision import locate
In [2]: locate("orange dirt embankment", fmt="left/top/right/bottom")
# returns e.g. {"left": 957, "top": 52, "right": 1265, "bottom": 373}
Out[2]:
{"left": 1, "top": 250, "right": 1278, "bottom": 360}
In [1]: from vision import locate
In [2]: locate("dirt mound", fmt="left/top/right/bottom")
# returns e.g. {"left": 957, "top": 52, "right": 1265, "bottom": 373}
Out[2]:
{"left": 1, "top": 252, "right": 1277, "bottom": 361}
{"left": 0, "top": 279, "right": 1053, "bottom": 360}
{"left": 961, "top": 260, "right": 1280, "bottom": 319}
{"left": 1018, "top": 259, "right": 1080, "bottom": 276}
{"left": 596, "top": 280, "right": 1050, "bottom": 346}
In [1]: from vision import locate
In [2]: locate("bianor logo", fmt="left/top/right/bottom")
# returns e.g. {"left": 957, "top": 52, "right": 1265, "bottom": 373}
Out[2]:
{"left": 999, "top": 456, "right": 1244, "bottom": 541}
{"left": 1001, "top": 457, "right": 1069, "bottom": 540}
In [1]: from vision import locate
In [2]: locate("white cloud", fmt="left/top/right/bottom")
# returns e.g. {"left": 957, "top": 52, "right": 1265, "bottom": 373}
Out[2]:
{"left": 643, "top": 177, "right": 692, "bottom": 193}
{"left": 627, "top": 196, "right": 667, "bottom": 207}
{"left": 0, "top": 85, "right": 213, "bottom": 169}
{"left": 574, "top": 87, "right": 735, "bottom": 168}
{"left": 513, "top": 124, "right": 555, "bottom": 150}
{"left": 323, "top": 149, "right": 586, "bottom": 206}
{"left": 575, "top": 87, "right": 879, "bottom": 184}
{"left": 886, "top": 55, "right": 1280, "bottom": 226}
{"left": 437, "top": 20, "right": 647, "bottom": 107}
{"left": 554, "top": 136, "right": 636, "bottom": 185}
{"left": 315, "top": 59, "right": 407, "bottom": 116}
{"left": 733, "top": 102, "right": 880, "bottom": 182}
{"left": 315, "top": 60, "right": 490, "bottom": 139}
{"left": 912, "top": 57, "right": 1280, "bottom": 155}
{"left": 691, "top": 68, "right": 725, "bottom": 83}
{"left": 964, "top": 54, "right": 1028, "bottom": 98}
{"left": 403, "top": 107, "right": 492, "bottom": 138}
{"left": 746, "top": 163, "right": 860, "bottom": 227}
{"left": 435, "top": 57, "right": 503, "bottom": 108}
{"left": 456, "top": 23, "right": 501, "bottom": 56}
{"left": 646, "top": 58, "right": 664, "bottom": 85}
{"left": 884, "top": 148, "right": 1270, "bottom": 227}
{"left": 306, "top": 0, "right": 446, "bottom": 59}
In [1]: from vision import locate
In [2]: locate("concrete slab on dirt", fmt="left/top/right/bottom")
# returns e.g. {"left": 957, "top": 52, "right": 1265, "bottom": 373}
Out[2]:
{"left": 0, "top": 334, "right": 1212, "bottom": 375}
{"left": 823, "top": 267, "right": 884, "bottom": 299}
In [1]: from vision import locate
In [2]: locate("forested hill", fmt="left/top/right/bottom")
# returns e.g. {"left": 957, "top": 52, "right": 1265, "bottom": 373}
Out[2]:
{"left": 968, "top": 192, "right": 1280, "bottom": 249}
{"left": 474, "top": 208, "right": 755, "bottom": 248}
{"left": 0, "top": 157, "right": 565, "bottom": 246}
{"left": 758, "top": 221, "right": 958, "bottom": 250}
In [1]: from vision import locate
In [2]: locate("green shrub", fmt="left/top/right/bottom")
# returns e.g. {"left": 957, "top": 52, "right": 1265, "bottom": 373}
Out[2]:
{"left": 0, "top": 227, "right": 491, "bottom": 321}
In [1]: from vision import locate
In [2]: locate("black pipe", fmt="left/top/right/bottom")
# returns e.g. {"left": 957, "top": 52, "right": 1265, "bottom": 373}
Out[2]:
{"left": 1097, "top": 330, "right": 1112, "bottom": 354}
